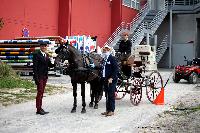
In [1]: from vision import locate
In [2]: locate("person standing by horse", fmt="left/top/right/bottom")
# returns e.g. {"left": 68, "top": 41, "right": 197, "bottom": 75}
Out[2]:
{"left": 101, "top": 45, "right": 119, "bottom": 116}
{"left": 33, "top": 42, "right": 54, "bottom": 115}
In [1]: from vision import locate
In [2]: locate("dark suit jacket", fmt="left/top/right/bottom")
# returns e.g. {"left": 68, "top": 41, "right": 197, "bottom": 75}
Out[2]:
{"left": 104, "top": 55, "right": 119, "bottom": 81}
{"left": 119, "top": 40, "right": 132, "bottom": 54}
{"left": 33, "top": 50, "right": 54, "bottom": 81}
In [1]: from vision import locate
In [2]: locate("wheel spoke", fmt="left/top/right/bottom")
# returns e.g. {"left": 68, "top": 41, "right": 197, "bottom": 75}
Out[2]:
{"left": 146, "top": 71, "right": 163, "bottom": 103}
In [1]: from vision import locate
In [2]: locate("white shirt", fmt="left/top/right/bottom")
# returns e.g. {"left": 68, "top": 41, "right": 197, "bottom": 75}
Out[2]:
{"left": 40, "top": 50, "right": 46, "bottom": 57}
{"left": 102, "top": 55, "right": 109, "bottom": 78}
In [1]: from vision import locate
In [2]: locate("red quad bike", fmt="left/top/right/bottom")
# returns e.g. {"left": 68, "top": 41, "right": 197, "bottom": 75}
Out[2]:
{"left": 173, "top": 56, "right": 200, "bottom": 84}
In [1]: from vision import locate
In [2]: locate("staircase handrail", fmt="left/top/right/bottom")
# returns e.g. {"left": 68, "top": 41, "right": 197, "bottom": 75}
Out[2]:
{"left": 129, "top": 3, "right": 150, "bottom": 31}
{"left": 104, "top": 2, "right": 150, "bottom": 47}
{"left": 130, "top": 22, "right": 145, "bottom": 46}
{"left": 156, "top": 35, "right": 168, "bottom": 63}
{"left": 104, "top": 22, "right": 126, "bottom": 46}
{"left": 167, "top": 0, "right": 200, "bottom": 6}
{"left": 148, "top": 1, "right": 168, "bottom": 34}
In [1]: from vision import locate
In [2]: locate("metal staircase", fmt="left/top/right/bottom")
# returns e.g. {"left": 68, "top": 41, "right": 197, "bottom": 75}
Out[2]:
{"left": 156, "top": 35, "right": 169, "bottom": 63}
{"left": 104, "top": 1, "right": 169, "bottom": 64}
{"left": 130, "top": 10, "right": 160, "bottom": 48}
{"left": 130, "top": 1, "right": 169, "bottom": 48}
{"left": 112, "top": 1, "right": 169, "bottom": 54}
{"left": 104, "top": 3, "right": 150, "bottom": 48}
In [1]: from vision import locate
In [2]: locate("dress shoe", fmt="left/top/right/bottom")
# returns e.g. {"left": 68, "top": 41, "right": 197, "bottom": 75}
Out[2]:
{"left": 36, "top": 109, "right": 49, "bottom": 115}
{"left": 106, "top": 111, "right": 114, "bottom": 116}
{"left": 101, "top": 111, "right": 108, "bottom": 115}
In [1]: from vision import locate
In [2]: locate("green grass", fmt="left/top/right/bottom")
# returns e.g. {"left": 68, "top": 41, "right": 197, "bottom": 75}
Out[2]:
{"left": 0, "top": 77, "right": 35, "bottom": 89}
{"left": 0, "top": 64, "right": 67, "bottom": 106}
{"left": 0, "top": 64, "right": 35, "bottom": 89}
{"left": 0, "top": 64, "right": 17, "bottom": 78}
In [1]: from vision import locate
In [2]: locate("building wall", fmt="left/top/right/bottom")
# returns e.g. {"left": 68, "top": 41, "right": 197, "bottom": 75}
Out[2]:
{"left": 70, "top": 0, "right": 111, "bottom": 47}
{"left": 172, "top": 14, "right": 196, "bottom": 44}
{"left": 0, "top": 0, "right": 137, "bottom": 48}
{"left": 58, "top": 0, "right": 71, "bottom": 37}
{"left": 111, "top": 0, "right": 138, "bottom": 34}
{"left": 111, "top": 0, "right": 122, "bottom": 33}
{"left": 122, "top": 6, "right": 138, "bottom": 25}
{"left": 0, "top": 0, "right": 59, "bottom": 39}
{"left": 157, "top": 13, "right": 197, "bottom": 67}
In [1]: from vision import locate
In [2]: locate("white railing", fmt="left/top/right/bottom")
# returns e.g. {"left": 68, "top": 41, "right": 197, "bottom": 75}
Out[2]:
{"left": 148, "top": 1, "right": 168, "bottom": 35}
{"left": 104, "top": 22, "right": 126, "bottom": 47}
{"left": 130, "top": 1, "right": 168, "bottom": 48}
{"left": 156, "top": 35, "right": 168, "bottom": 63}
{"left": 168, "top": 0, "right": 200, "bottom": 6}
{"left": 130, "top": 22, "right": 145, "bottom": 48}
{"left": 129, "top": 3, "right": 150, "bottom": 31}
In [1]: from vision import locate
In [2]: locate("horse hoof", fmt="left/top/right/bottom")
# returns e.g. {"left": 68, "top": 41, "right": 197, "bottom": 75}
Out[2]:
{"left": 71, "top": 108, "right": 76, "bottom": 113}
{"left": 94, "top": 104, "right": 98, "bottom": 109}
{"left": 81, "top": 109, "right": 86, "bottom": 113}
{"left": 89, "top": 102, "right": 93, "bottom": 107}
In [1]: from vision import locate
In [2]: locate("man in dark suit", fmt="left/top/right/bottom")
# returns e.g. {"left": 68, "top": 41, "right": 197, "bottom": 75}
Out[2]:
{"left": 33, "top": 42, "right": 54, "bottom": 115}
{"left": 101, "top": 45, "right": 119, "bottom": 116}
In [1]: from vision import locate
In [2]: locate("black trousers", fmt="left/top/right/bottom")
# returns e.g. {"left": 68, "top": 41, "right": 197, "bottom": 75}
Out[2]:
{"left": 103, "top": 78, "right": 117, "bottom": 112}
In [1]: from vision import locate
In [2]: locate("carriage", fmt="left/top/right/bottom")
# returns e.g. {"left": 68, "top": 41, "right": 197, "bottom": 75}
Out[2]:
{"left": 55, "top": 37, "right": 164, "bottom": 112}
{"left": 115, "top": 45, "right": 164, "bottom": 105}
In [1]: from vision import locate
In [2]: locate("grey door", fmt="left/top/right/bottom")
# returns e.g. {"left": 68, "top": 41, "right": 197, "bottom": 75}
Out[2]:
{"left": 172, "top": 43, "right": 194, "bottom": 66}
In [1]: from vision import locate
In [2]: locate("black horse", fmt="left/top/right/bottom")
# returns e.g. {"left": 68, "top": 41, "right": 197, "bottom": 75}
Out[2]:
{"left": 55, "top": 44, "right": 103, "bottom": 113}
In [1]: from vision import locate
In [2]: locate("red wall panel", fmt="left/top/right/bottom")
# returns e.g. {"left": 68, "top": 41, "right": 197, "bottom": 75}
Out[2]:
{"left": 58, "top": 0, "right": 71, "bottom": 37}
{"left": 70, "top": 0, "right": 111, "bottom": 47}
{"left": 0, "top": 0, "right": 59, "bottom": 39}
{"left": 122, "top": 6, "right": 138, "bottom": 24}
{"left": 111, "top": 0, "right": 122, "bottom": 33}
{"left": 0, "top": 0, "right": 137, "bottom": 47}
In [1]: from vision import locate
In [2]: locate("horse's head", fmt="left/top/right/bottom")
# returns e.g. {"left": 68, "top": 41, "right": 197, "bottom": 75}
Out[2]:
{"left": 55, "top": 45, "right": 71, "bottom": 66}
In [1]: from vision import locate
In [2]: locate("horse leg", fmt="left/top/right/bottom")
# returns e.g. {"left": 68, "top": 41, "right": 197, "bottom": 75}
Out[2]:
{"left": 81, "top": 82, "right": 86, "bottom": 113}
{"left": 89, "top": 88, "right": 94, "bottom": 107}
{"left": 94, "top": 90, "right": 98, "bottom": 109}
{"left": 71, "top": 82, "right": 77, "bottom": 113}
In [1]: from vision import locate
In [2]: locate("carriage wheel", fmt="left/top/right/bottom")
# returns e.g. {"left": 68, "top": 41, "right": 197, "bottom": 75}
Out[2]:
{"left": 115, "top": 78, "right": 127, "bottom": 100}
{"left": 130, "top": 78, "right": 142, "bottom": 106}
{"left": 146, "top": 71, "right": 163, "bottom": 103}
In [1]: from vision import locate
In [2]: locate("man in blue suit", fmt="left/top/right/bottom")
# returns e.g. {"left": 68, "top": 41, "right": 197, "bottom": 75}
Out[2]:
{"left": 101, "top": 45, "right": 119, "bottom": 116}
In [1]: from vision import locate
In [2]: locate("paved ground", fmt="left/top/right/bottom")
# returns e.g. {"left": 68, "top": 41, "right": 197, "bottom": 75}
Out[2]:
{"left": 0, "top": 69, "right": 199, "bottom": 133}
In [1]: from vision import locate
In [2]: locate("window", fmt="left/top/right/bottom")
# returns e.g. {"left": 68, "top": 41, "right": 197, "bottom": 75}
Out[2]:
{"left": 123, "top": 0, "right": 140, "bottom": 10}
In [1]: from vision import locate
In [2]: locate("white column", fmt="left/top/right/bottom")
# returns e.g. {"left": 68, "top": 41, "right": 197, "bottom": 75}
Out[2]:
{"left": 147, "top": 33, "right": 150, "bottom": 45}
{"left": 154, "top": 35, "right": 157, "bottom": 48}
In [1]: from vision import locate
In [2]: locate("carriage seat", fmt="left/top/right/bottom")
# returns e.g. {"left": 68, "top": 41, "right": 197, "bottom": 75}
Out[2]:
{"left": 133, "top": 61, "right": 143, "bottom": 67}
{"left": 139, "top": 51, "right": 150, "bottom": 56}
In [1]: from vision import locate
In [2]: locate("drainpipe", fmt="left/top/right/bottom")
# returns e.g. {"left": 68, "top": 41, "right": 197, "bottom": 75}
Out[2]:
{"left": 169, "top": 8, "right": 172, "bottom": 68}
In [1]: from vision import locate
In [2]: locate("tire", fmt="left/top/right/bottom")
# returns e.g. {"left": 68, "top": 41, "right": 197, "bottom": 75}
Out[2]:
{"left": 130, "top": 78, "right": 142, "bottom": 106}
{"left": 146, "top": 71, "right": 163, "bottom": 103}
{"left": 173, "top": 74, "right": 180, "bottom": 83}
{"left": 115, "top": 79, "right": 127, "bottom": 100}
{"left": 188, "top": 72, "right": 198, "bottom": 84}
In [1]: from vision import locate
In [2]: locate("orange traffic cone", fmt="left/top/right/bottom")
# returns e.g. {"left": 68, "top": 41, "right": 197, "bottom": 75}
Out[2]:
{"left": 153, "top": 87, "right": 164, "bottom": 105}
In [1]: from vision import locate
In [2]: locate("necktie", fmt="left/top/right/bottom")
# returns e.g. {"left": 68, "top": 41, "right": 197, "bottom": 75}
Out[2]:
{"left": 43, "top": 53, "right": 46, "bottom": 60}
{"left": 102, "top": 58, "right": 107, "bottom": 67}
{"left": 100, "top": 58, "right": 107, "bottom": 77}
